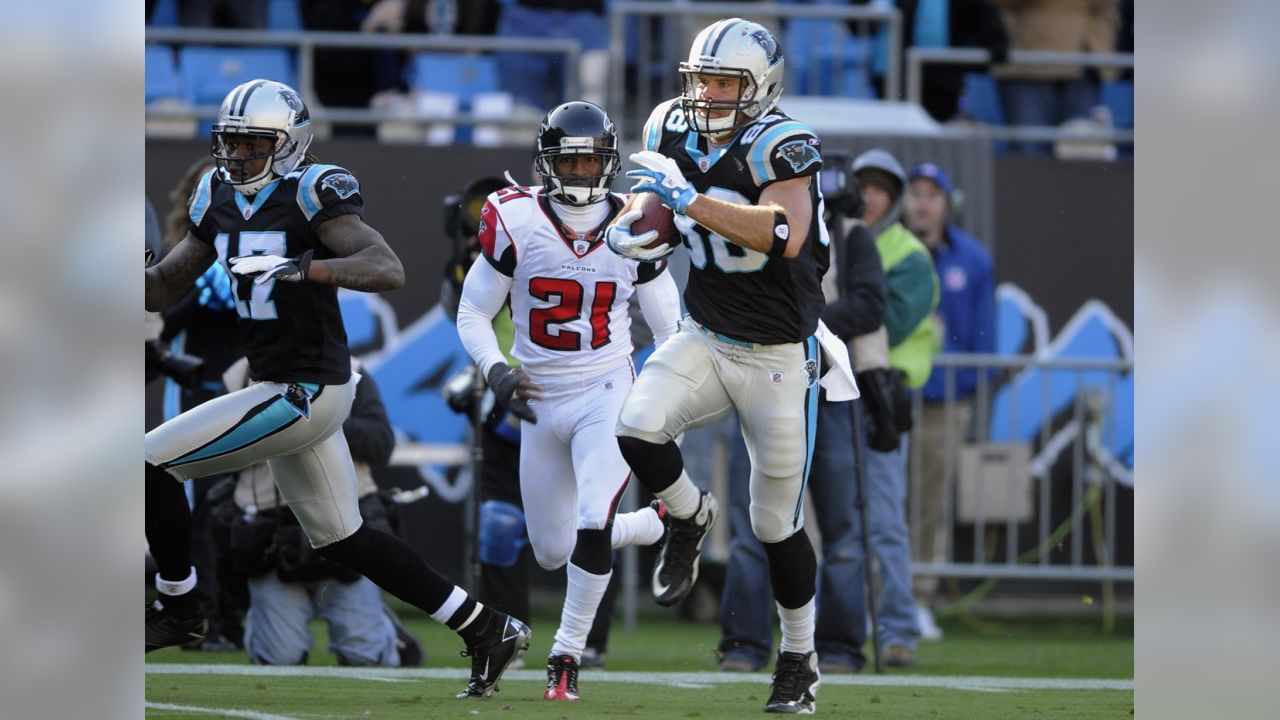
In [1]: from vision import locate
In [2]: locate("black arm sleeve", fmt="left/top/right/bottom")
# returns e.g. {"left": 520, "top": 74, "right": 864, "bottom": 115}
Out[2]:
{"left": 342, "top": 373, "right": 395, "bottom": 466}
{"left": 820, "top": 224, "right": 887, "bottom": 341}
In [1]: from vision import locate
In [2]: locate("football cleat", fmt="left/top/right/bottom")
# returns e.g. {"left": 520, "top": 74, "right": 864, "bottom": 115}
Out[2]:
{"left": 652, "top": 491, "right": 717, "bottom": 607}
{"left": 764, "top": 651, "right": 821, "bottom": 714}
{"left": 145, "top": 600, "right": 208, "bottom": 653}
{"left": 543, "top": 654, "right": 581, "bottom": 701}
{"left": 455, "top": 614, "right": 532, "bottom": 699}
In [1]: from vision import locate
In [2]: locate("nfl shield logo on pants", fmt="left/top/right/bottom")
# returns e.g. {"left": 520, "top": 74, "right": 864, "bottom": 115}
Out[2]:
{"left": 770, "top": 371, "right": 784, "bottom": 384}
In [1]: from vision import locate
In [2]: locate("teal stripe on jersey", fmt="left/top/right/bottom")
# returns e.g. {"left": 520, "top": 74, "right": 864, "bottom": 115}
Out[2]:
{"left": 233, "top": 178, "right": 281, "bottom": 217}
{"left": 296, "top": 164, "right": 340, "bottom": 220}
{"left": 795, "top": 335, "right": 820, "bottom": 524}
{"left": 189, "top": 169, "right": 215, "bottom": 226}
{"left": 749, "top": 121, "right": 814, "bottom": 184}
{"left": 168, "top": 394, "right": 301, "bottom": 467}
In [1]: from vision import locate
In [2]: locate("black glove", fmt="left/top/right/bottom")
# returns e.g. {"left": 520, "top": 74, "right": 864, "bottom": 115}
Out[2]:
{"left": 855, "top": 368, "right": 902, "bottom": 453}
{"left": 486, "top": 362, "right": 537, "bottom": 424}
{"left": 889, "top": 368, "right": 914, "bottom": 434}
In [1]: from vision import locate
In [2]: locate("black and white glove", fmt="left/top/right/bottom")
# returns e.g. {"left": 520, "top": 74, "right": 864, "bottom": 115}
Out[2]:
{"left": 229, "top": 249, "right": 314, "bottom": 285}
{"left": 486, "top": 362, "right": 537, "bottom": 424}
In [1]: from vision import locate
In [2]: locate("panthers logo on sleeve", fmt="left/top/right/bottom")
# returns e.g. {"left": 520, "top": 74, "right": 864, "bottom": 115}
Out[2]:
{"left": 320, "top": 172, "right": 360, "bottom": 200}
{"left": 777, "top": 139, "right": 821, "bottom": 174}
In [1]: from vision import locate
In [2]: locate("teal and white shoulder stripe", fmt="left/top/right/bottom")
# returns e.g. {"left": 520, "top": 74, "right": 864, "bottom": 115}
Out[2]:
{"left": 643, "top": 99, "right": 679, "bottom": 151}
{"left": 747, "top": 120, "right": 817, "bottom": 186}
{"left": 188, "top": 168, "right": 216, "bottom": 226}
{"left": 295, "top": 164, "right": 342, "bottom": 220}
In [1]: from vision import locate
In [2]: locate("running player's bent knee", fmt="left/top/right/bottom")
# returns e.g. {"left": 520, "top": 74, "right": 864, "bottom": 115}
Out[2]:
{"left": 478, "top": 500, "right": 527, "bottom": 568}
{"left": 616, "top": 399, "right": 669, "bottom": 441}
{"left": 763, "top": 530, "right": 817, "bottom": 609}
{"left": 749, "top": 503, "right": 796, "bottom": 545}
{"left": 531, "top": 533, "right": 574, "bottom": 571}
{"left": 570, "top": 528, "right": 612, "bottom": 575}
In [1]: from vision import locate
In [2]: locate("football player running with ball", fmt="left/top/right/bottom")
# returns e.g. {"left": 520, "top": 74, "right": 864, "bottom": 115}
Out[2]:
{"left": 604, "top": 18, "right": 857, "bottom": 715}
{"left": 144, "top": 79, "right": 529, "bottom": 701}
{"left": 455, "top": 101, "right": 681, "bottom": 702}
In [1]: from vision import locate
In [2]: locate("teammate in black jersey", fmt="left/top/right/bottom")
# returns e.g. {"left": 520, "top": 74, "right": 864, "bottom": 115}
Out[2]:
{"left": 144, "top": 79, "right": 528, "bottom": 699}
{"left": 604, "top": 18, "right": 859, "bottom": 715}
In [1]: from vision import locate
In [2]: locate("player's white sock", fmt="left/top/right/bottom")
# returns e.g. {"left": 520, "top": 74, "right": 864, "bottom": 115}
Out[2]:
{"left": 155, "top": 566, "right": 197, "bottom": 596}
{"left": 777, "top": 598, "right": 816, "bottom": 655}
{"left": 550, "top": 564, "right": 612, "bottom": 661}
{"left": 611, "top": 506, "right": 665, "bottom": 547}
{"left": 658, "top": 471, "right": 702, "bottom": 519}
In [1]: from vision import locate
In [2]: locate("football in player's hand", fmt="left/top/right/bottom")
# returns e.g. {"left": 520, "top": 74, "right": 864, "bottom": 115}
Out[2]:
{"left": 624, "top": 193, "right": 682, "bottom": 250}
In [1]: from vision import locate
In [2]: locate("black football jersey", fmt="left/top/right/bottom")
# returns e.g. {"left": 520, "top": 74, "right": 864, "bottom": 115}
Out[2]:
{"left": 641, "top": 98, "right": 830, "bottom": 345}
{"left": 186, "top": 164, "right": 361, "bottom": 385}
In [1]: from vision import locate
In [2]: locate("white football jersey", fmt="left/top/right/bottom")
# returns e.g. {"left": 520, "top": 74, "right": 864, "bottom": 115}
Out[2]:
{"left": 477, "top": 185, "right": 669, "bottom": 375}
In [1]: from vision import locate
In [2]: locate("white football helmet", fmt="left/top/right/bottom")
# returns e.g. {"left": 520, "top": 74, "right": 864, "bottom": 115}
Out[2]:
{"left": 679, "top": 18, "right": 785, "bottom": 137}
{"left": 211, "top": 79, "right": 314, "bottom": 195}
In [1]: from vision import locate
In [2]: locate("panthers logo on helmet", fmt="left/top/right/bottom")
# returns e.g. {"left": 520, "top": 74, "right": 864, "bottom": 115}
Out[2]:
{"left": 277, "top": 88, "right": 310, "bottom": 125}
{"left": 749, "top": 28, "right": 782, "bottom": 65}
{"left": 777, "top": 140, "right": 820, "bottom": 173}
{"left": 321, "top": 172, "right": 360, "bottom": 199}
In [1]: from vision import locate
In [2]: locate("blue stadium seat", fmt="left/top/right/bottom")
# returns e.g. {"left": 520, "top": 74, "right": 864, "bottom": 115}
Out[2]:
{"left": 145, "top": 45, "right": 182, "bottom": 103}
{"left": 960, "top": 72, "right": 1008, "bottom": 153}
{"left": 178, "top": 46, "right": 297, "bottom": 107}
{"left": 1101, "top": 80, "right": 1133, "bottom": 129}
{"left": 148, "top": 0, "right": 179, "bottom": 27}
{"left": 409, "top": 53, "right": 499, "bottom": 109}
{"left": 266, "top": 0, "right": 302, "bottom": 31}
{"left": 783, "top": 18, "right": 876, "bottom": 99}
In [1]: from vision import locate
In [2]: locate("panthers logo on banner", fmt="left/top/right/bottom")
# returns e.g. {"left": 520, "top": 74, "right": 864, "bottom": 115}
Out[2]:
{"left": 777, "top": 140, "right": 820, "bottom": 173}
{"left": 321, "top": 173, "right": 360, "bottom": 200}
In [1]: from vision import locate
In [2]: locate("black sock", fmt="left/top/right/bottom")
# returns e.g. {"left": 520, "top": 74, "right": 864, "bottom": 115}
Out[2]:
{"left": 571, "top": 528, "right": 613, "bottom": 575}
{"left": 617, "top": 436, "right": 684, "bottom": 494}
{"left": 145, "top": 461, "right": 194, "bottom": 584}
{"left": 763, "top": 529, "right": 818, "bottom": 609}
{"left": 451, "top": 600, "right": 500, "bottom": 647}
{"left": 316, "top": 524, "right": 454, "bottom": 617}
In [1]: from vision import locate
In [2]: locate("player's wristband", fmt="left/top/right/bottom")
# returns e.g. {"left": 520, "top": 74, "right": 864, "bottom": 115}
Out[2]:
{"left": 768, "top": 211, "right": 791, "bottom": 258}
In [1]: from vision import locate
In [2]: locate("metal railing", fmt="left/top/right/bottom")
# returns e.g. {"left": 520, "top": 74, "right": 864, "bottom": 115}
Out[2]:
{"left": 907, "top": 47, "right": 1135, "bottom": 145}
{"left": 144, "top": 27, "right": 581, "bottom": 128}
{"left": 909, "top": 353, "right": 1134, "bottom": 584}
{"left": 608, "top": 0, "right": 901, "bottom": 139}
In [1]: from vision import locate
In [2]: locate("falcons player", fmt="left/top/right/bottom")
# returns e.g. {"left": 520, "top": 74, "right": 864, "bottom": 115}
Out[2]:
{"left": 455, "top": 101, "right": 681, "bottom": 702}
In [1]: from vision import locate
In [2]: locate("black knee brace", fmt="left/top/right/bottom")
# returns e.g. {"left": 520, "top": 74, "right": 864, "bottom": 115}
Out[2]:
{"left": 617, "top": 436, "right": 684, "bottom": 494}
{"left": 763, "top": 530, "right": 818, "bottom": 610}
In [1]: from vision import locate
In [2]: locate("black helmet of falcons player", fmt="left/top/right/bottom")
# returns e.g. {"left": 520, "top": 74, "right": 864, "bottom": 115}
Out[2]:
{"left": 534, "top": 101, "right": 620, "bottom": 207}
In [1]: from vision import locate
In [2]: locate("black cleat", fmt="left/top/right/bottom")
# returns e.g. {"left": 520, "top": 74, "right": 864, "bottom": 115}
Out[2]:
{"left": 145, "top": 600, "right": 208, "bottom": 653}
{"left": 652, "top": 490, "right": 717, "bottom": 607}
{"left": 456, "top": 614, "right": 532, "bottom": 699}
{"left": 765, "top": 651, "right": 820, "bottom": 714}
{"left": 543, "top": 653, "right": 581, "bottom": 701}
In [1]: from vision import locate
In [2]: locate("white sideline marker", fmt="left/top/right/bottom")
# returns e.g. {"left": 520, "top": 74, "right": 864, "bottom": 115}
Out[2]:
{"left": 144, "top": 701, "right": 298, "bottom": 720}
{"left": 146, "top": 664, "right": 1132, "bottom": 694}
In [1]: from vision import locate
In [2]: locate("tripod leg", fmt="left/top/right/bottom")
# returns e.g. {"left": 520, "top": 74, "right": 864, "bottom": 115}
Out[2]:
{"left": 849, "top": 399, "right": 884, "bottom": 674}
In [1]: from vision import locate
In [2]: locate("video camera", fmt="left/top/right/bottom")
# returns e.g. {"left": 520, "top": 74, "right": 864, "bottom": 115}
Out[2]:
{"left": 817, "top": 150, "right": 864, "bottom": 223}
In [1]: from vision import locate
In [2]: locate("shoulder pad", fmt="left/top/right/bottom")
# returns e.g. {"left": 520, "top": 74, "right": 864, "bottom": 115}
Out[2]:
{"left": 643, "top": 98, "right": 683, "bottom": 151}
{"left": 483, "top": 185, "right": 538, "bottom": 232}
{"left": 294, "top": 164, "right": 360, "bottom": 220}
{"left": 188, "top": 168, "right": 218, "bottom": 226}
{"left": 743, "top": 115, "right": 821, "bottom": 186}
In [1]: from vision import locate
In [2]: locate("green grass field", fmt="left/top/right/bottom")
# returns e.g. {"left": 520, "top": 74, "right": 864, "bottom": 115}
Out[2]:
{"left": 146, "top": 605, "right": 1132, "bottom": 718}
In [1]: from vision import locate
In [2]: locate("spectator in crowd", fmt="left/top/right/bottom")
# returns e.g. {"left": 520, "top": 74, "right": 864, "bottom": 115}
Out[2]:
{"left": 495, "top": 0, "right": 610, "bottom": 110}
{"left": 851, "top": 147, "right": 940, "bottom": 668}
{"left": 854, "top": 0, "right": 1008, "bottom": 121}
{"left": 993, "top": 0, "right": 1120, "bottom": 154}
{"left": 902, "top": 161, "right": 995, "bottom": 641}
{"left": 221, "top": 358, "right": 424, "bottom": 667}
{"left": 717, "top": 153, "right": 888, "bottom": 675}
{"left": 178, "top": 0, "right": 267, "bottom": 28}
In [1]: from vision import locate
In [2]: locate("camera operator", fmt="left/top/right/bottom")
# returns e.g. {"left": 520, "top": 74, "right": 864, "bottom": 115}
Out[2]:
{"left": 217, "top": 357, "right": 424, "bottom": 667}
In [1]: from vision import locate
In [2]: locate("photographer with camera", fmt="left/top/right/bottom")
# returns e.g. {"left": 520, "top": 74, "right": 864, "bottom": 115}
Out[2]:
{"left": 217, "top": 356, "right": 424, "bottom": 667}
{"left": 717, "top": 151, "right": 891, "bottom": 675}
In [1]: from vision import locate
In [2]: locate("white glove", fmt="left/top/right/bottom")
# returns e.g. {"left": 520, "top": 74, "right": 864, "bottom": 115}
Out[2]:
{"left": 627, "top": 150, "right": 698, "bottom": 214}
{"left": 604, "top": 209, "right": 674, "bottom": 262}
{"left": 229, "top": 251, "right": 313, "bottom": 285}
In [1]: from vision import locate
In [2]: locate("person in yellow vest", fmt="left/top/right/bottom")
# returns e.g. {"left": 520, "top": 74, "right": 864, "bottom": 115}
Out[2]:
{"left": 851, "top": 148, "right": 941, "bottom": 668}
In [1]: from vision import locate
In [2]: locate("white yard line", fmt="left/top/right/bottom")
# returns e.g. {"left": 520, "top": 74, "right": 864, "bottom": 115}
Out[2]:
{"left": 144, "top": 701, "right": 298, "bottom": 720}
{"left": 146, "top": 663, "right": 1132, "bottom": 693}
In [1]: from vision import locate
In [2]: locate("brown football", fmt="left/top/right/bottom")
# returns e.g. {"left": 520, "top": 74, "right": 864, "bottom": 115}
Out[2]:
{"left": 620, "top": 193, "right": 682, "bottom": 251}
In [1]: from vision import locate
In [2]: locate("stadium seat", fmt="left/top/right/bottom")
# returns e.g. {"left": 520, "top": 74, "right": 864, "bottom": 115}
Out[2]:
{"left": 1100, "top": 80, "right": 1133, "bottom": 129}
{"left": 784, "top": 18, "right": 876, "bottom": 99}
{"left": 148, "top": 0, "right": 179, "bottom": 27}
{"left": 178, "top": 46, "right": 297, "bottom": 107}
{"left": 145, "top": 45, "right": 182, "bottom": 104}
{"left": 408, "top": 53, "right": 500, "bottom": 110}
{"left": 266, "top": 0, "right": 303, "bottom": 31}
{"left": 959, "top": 72, "right": 1008, "bottom": 153}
